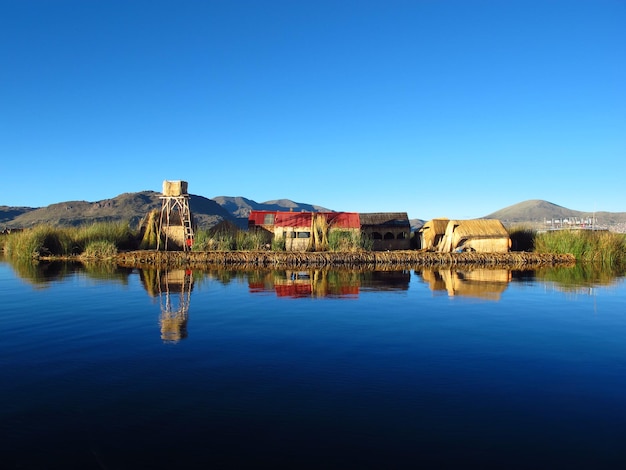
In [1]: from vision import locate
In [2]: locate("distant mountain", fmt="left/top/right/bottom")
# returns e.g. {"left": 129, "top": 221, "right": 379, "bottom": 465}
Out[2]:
{"left": 0, "top": 206, "right": 36, "bottom": 224}
{"left": 486, "top": 199, "right": 626, "bottom": 228}
{"left": 212, "top": 196, "right": 332, "bottom": 226}
{"left": 2, "top": 194, "right": 624, "bottom": 232}
{"left": 260, "top": 199, "right": 331, "bottom": 213}
{"left": 1, "top": 193, "right": 332, "bottom": 230}
{"left": 2, "top": 191, "right": 236, "bottom": 230}
{"left": 409, "top": 218, "right": 425, "bottom": 232}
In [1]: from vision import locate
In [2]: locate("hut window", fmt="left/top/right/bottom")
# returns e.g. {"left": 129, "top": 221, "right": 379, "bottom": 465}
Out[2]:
{"left": 397, "top": 232, "right": 407, "bottom": 240}
{"left": 372, "top": 232, "right": 382, "bottom": 240}
{"left": 384, "top": 232, "right": 394, "bottom": 240}
{"left": 264, "top": 214, "right": 275, "bottom": 225}
{"left": 296, "top": 231, "right": 310, "bottom": 238}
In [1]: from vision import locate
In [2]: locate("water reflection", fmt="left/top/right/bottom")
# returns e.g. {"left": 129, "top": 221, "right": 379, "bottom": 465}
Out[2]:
{"left": 535, "top": 263, "right": 626, "bottom": 290}
{"left": 140, "top": 269, "right": 193, "bottom": 342}
{"left": 418, "top": 268, "right": 511, "bottom": 300}
{"left": 5, "top": 256, "right": 624, "bottom": 300}
{"left": 5, "top": 257, "right": 131, "bottom": 287}
{"left": 248, "top": 269, "right": 411, "bottom": 298}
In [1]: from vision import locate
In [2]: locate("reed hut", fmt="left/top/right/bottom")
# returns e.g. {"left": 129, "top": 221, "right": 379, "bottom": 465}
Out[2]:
{"left": 438, "top": 219, "right": 511, "bottom": 253}
{"left": 359, "top": 212, "right": 411, "bottom": 251}
{"left": 419, "top": 218, "right": 450, "bottom": 251}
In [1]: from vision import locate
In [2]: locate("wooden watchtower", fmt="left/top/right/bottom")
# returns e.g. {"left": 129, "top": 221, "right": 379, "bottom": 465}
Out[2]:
{"left": 157, "top": 180, "right": 194, "bottom": 251}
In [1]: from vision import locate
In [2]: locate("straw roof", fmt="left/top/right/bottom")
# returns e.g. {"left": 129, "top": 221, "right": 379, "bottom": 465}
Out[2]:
{"left": 448, "top": 219, "right": 509, "bottom": 238}
{"left": 438, "top": 219, "right": 510, "bottom": 253}
{"left": 359, "top": 212, "right": 410, "bottom": 227}
{"left": 419, "top": 218, "right": 450, "bottom": 233}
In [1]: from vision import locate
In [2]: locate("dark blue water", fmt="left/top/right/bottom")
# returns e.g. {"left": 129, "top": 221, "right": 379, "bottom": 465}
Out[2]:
{"left": 1, "top": 262, "right": 625, "bottom": 469}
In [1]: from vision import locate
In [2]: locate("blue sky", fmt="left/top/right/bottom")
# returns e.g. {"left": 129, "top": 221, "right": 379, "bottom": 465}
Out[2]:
{"left": 1, "top": 0, "right": 624, "bottom": 221}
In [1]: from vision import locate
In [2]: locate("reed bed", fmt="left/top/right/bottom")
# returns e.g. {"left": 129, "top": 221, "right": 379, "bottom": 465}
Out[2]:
{"left": 115, "top": 250, "right": 575, "bottom": 270}
{"left": 2, "top": 222, "right": 135, "bottom": 259}
{"left": 8, "top": 222, "right": 623, "bottom": 271}
{"left": 534, "top": 230, "right": 626, "bottom": 267}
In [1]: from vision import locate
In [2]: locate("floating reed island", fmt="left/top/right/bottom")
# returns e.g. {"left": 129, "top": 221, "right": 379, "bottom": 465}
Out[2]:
{"left": 115, "top": 250, "right": 576, "bottom": 270}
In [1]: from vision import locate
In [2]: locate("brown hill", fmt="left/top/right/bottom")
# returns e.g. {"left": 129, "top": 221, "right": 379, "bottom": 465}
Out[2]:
{"left": 2, "top": 193, "right": 334, "bottom": 230}
{"left": 2, "top": 194, "right": 624, "bottom": 233}
{"left": 4, "top": 191, "right": 235, "bottom": 229}
{"left": 486, "top": 199, "right": 626, "bottom": 230}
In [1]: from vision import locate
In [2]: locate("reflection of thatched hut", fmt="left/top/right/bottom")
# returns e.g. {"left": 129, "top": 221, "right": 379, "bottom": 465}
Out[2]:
{"left": 421, "top": 268, "right": 511, "bottom": 300}
{"left": 438, "top": 219, "right": 511, "bottom": 253}
{"left": 419, "top": 218, "right": 450, "bottom": 251}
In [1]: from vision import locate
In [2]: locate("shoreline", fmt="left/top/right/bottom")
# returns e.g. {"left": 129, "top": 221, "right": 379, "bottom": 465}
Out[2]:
{"left": 113, "top": 250, "right": 576, "bottom": 270}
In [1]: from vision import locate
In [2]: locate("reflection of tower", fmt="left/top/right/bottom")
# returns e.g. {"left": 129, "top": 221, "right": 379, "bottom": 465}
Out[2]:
{"left": 157, "top": 180, "right": 194, "bottom": 251}
{"left": 159, "top": 269, "right": 193, "bottom": 343}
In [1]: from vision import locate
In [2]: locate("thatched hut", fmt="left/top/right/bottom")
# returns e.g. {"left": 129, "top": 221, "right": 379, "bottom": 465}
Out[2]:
{"left": 419, "top": 218, "right": 450, "bottom": 251}
{"left": 438, "top": 219, "right": 511, "bottom": 253}
{"left": 359, "top": 212, "right": 411, "bottom": 251}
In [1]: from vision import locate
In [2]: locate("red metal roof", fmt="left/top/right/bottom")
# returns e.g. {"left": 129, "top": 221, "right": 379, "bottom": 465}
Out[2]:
{"left": 324, "top": 212, "right": 360, "bottom": 229}
{"left": 249, "top": 211, "right": 360, "bottom": 229}
{"left": 248, "top": 210, "right": 275, "bottom": 227}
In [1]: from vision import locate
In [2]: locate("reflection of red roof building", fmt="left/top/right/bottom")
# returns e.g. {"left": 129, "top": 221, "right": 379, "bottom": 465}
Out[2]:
{"left": 248, "top": 270, "right": 360, "bottom": 299}
{"left": 247, "top": 270, "right": 411, "bottom": 298}
{"left": 275, "top": 283, "right": 313, "bottom": 298}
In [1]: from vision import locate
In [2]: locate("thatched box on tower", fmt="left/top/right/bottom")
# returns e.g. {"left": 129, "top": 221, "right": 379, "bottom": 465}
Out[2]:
{"left": 162, "top": 180, "right": 188, "bottom": 197}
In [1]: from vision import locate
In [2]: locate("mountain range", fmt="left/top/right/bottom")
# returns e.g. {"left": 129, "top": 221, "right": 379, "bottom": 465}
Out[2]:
{"left": 1, "top": 193, "right": 625, "bottom": 232}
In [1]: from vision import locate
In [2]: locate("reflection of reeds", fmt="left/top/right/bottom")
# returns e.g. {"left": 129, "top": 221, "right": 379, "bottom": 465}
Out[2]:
{"left": 535, "top": 263, "right": 625, "bottom": 289}
{"left": 6, "top": 258, "right": 132, "bottom": 286}
{"left": 6, "top": 258, "right": 76, "bottom": 286}
{"left": 139, "top": 268, "right": 160, "bottom": 297}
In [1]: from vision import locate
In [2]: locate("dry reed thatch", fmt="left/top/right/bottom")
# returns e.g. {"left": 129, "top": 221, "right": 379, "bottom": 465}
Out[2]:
{"left": 116, "top": 250, "right": 575, "bottom": 271}
{"left": 139, "top": 210, "right": 160, "bottom": 250}
{"left": 438, "top": 219, "right": 510, "bottom": 253}
{"left": 359, "top": 212, "right": 410, "bottom": 227}
{"left": 419, "top": 218, "right": 450, "bottom": 250}
{"left": 449, "top": 219, "right": 509, "bottom": 238}
{"left": 311, "top": 213, "right": 329, "bottom": 251}
{"left": 162, "top": 180, "right": 188, "bottom": 196}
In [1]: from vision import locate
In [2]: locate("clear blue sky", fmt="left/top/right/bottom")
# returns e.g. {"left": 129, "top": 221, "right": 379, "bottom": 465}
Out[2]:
{"left": 1, "top": 0, "right": 624, "bottom": 221}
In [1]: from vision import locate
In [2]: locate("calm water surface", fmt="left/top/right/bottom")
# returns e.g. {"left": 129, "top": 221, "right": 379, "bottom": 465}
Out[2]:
{"left": 1, "top": 260, "right": 625, "bottom": 469}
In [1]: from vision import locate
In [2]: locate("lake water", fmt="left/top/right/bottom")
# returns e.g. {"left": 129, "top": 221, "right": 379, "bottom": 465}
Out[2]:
{"left": 1, "top": 259, "right": 625, "bottom": 469}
